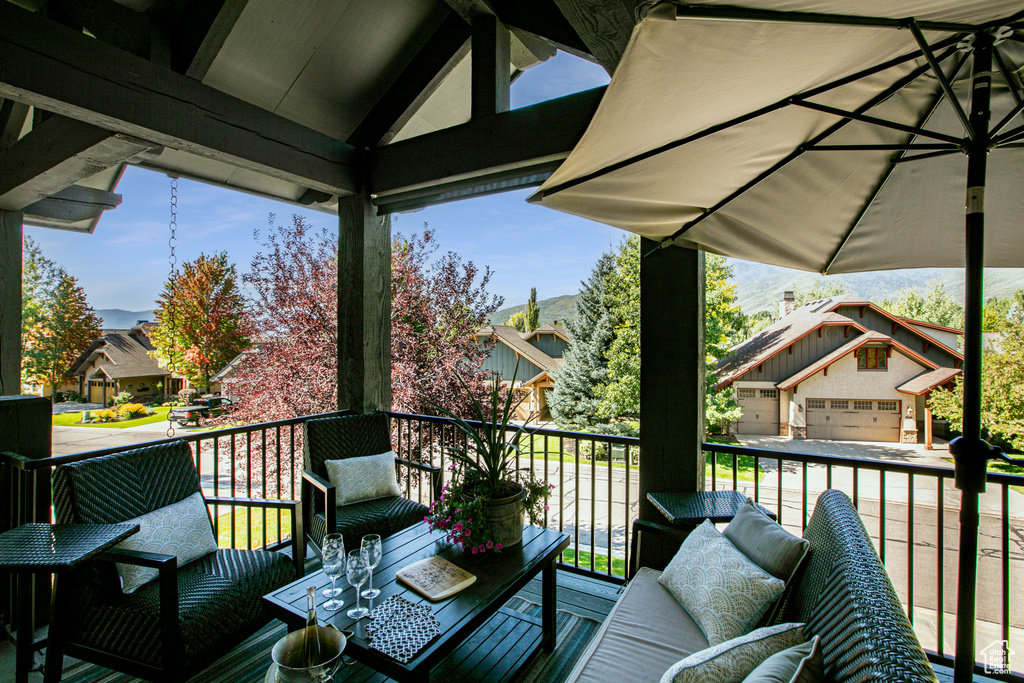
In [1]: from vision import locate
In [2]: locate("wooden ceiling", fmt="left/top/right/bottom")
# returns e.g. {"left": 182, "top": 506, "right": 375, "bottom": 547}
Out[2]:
{"left": 0, "top": 0, "right": 636, "bottom": 232}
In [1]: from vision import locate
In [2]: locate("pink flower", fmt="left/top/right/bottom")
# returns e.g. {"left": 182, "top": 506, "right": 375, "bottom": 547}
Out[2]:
{"left": 454, "top": 522, "right": 463, "bottom": 531}
{"left": 486, "top": 540, "right": 493, "bottom": 549}
{"left": 544, "top": 505, "right": 549, "bottom": 510}
{"left": 471, "top": 546, "right": 479, "bottom": 554}
{"left": 496, "top": 543, "right": 503, "bottom": 551}
{"left": 478, "top": 544, "right": 486, "bottom": 553}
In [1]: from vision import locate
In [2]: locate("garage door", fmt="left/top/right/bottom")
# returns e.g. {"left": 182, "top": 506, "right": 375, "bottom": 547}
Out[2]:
{"left": 806, "top": 399, "right": 900, "bottom": 442}
{"left": 736, "top": 388, "right": 780, "bottom": 435}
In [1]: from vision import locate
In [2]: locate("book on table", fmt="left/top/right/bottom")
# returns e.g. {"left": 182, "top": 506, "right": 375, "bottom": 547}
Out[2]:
{"left": 397, "top": 556, "right": 477, "bottom": 601}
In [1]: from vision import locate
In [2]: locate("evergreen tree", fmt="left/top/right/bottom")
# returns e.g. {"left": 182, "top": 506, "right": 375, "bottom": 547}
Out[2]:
{"left": 526, "top": 287, "right": 539, "bottom": 332}
{"left": 548, "top": 253, "right": 616, "bottom": 430}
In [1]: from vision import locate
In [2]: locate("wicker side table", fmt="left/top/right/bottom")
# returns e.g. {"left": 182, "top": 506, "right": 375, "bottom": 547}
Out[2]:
{"left": 0, "top": 523, "right": 139, "bottom": 683}
{"left": 646, "top": 490, "right": 777, "bottom": 526}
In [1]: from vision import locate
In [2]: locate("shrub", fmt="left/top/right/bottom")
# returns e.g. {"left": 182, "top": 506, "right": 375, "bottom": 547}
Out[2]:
{"left": 57, "top": 390, "right": 83, "bottom": 403}
{"left": 92, "top": 409, "right": 117, "bottom": 423}
{"left": 113, "top": 391, "right": 134, "bottom": 406}
{"left": 117, "top": 403, "right": 149, "bottom": 420}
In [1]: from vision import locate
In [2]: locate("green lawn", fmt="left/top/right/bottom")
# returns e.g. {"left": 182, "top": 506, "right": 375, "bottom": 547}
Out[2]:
{"left": 215, "top": 506, "right": 293, "bottom": 549}
{"left": 52, "top": 407, "right": 170, "bottom": 428}
{"left": 518, "top": 434, "right": 763, "bottom": 482}
{"left": 560, "top": 548, "right": 627, "bottom": 577}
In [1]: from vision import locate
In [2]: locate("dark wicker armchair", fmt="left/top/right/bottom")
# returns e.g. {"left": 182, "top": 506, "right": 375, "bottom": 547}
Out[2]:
{"left": 301, "top": 412, "right": 441, "bottom": 557}
{"left": 46, "top": 440, "right": 303, "bottom": 682}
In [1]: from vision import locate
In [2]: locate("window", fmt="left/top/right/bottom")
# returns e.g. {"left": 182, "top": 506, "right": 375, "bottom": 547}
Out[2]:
{"left": 737, "top": 388, "right": 756, "bottom": 399}
{"left": 854, "top": 400, "right": 873, "bottom": 411}
{"left": 760, "top": 389, "right": 778, "bottom": 399}
{"left": 857, "top": 347, "right": 887, "bottom": 370}
{"left": 877, "top": 400, "right": 898, "bottom": 411}
{"left": 831, "top": 400, "right": 848, "bottom": 409}
{"left": 807, "top": 399, "right": 826, "bottom": 409}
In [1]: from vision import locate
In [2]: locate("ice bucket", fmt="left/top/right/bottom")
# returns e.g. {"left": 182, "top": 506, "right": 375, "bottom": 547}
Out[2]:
{"left": 271, "top": 626, "right": 346, "bottom": 683}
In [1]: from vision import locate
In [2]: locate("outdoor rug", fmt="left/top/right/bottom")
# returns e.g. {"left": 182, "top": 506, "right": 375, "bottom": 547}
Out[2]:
{"left": 60, "top": 597, "right": 601, "bottom": 682}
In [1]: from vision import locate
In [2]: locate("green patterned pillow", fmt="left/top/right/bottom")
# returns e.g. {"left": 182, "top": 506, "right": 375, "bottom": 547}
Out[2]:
{"left": 115, "top": 492, "right": 218, "bottom": 593}
{"left": 742, "top": 635, "right": 823, "bottom": 682}
{"left": 325, "top": 451, "right": 402, "bottom": 505}
{"left": 660, "top": 623, "right": 805, "bottom": 683}
{"left": 659, "top": 519, "right": 785, "bottom": 645}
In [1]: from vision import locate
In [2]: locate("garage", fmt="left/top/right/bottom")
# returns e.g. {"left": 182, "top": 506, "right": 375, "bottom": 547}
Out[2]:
{"left": 806, "top": 398, "right": 900, "bottom": 442}
{"left": 736, "top": 388, "right": 780, "bottom": 435}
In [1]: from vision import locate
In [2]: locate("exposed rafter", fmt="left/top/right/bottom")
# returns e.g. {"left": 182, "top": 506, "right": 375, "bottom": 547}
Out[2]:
{"left": 23, "top": 184, "right": 122, "bottom": 231}
{"left": 0, "top": 115, "right": 156, "bottom": 211}
{"left": 368, "top": 86, "right": 604, "bottom": 204}
{"left": 447, "top": 0, "right": 596, "bottom": 63}
{"left": 0, "top": 99, "right": 29, "bottom": 148}
{"left": 550, "top": 0, "right": 635, "bottom": 72}
{"left": 171, "top": 0, "right": 249, "bottom": 79}
{"left": 0, "top": 3, "right": 360, "bottom": 197}
{"left": 472, "top": 13, "right": 511, "bottom": 118}
{"left": 51, "top": 0, "right": 157, "bottom": 60}
{"left": 347, "top": 10, "right": 471, "bottom": 148}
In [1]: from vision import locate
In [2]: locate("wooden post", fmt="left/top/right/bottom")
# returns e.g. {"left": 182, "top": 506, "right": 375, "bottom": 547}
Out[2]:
{"left": 1, "top": 210, "right": 22, "bottom": 396}
{"left": 639, "top": 240, "right": 705, "bottom": 521}
{"left": 337, "top": 192, "right": 391, "bottom": 413}
{"left": 924, "top": 400, "right": 933, "bottom": 450}
{"left": 471, "top": 13, "right": 510, "bottom": 119}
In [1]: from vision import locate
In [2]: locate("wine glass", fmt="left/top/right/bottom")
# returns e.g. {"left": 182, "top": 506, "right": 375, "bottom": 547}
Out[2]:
{"left": 360, "top": 534, "right": 382, "bottom": 599}
{"left": 345, "top": 550, "right": 370, "bottom": 619}
{"left": 322, "top": 534, "right": 344, "bottom": 599}
{"left": 321, "top": 540, "right": 345, "bottom": 612}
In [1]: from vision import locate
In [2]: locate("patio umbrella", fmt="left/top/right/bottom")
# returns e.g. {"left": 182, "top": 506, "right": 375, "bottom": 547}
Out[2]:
{"left": 528, "top": 2, "right": 1024, "bottom": 680}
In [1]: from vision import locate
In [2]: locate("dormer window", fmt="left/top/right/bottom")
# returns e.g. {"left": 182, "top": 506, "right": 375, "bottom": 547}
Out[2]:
{"left": 857, "top": 347, "right": 887, "bottom": 370}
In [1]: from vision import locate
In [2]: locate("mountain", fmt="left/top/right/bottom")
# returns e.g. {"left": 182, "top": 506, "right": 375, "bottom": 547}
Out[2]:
{"left": 728, "top": 259, "right": 1024, "bottom": 315}
{"left": 95, "top": 309, "right": 156, "bottom": 329}
{"left": 489, "top": 295, "right": 580, "bottom": 326}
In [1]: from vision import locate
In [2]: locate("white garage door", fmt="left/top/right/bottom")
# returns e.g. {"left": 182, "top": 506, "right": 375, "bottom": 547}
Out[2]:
{"left": 736, "top": 388, "right": 780, "bottom": 435}
{"left": 806, "top": 399, "right": 900, "bottom": 442}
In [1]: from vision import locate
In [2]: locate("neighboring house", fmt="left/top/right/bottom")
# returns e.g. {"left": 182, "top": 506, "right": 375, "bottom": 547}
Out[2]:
{"left": 473, "top": 323, "right": 570, "bottom": 420}
{"left": 65, "top": 322, "right": 185, "bottom": 405}
{"left": 716, "top": 293, "right": 962, "bottom": 446}
{"left": 208, "top": 346, "right": 260, "bottom": 400}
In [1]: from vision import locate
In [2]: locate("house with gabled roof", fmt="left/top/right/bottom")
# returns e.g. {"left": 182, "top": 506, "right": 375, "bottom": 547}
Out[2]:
{"left": 715, "top": 293, "right": 962, "bottom": 446}
{"left": 65, "top": 322, "right": 185, "bottom": 405}
{"left": 472, "top": 323, "right": 570, "bottom": 420}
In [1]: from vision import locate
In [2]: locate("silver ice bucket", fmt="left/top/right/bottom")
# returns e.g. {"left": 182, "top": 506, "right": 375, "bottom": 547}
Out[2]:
{"left": 271, "top": 626, "right": 346, "bottom": 683}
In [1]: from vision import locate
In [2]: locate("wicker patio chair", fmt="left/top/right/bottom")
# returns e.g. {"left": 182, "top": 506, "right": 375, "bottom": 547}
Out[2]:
{"left": 46, "top": 440, "right": 303, "bottom": 682}
{"left": 301, "top": 411, "right": 441, "bottom": 557}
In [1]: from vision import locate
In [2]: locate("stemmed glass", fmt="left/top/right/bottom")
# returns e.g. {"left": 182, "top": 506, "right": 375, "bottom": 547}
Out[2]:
{"left": 346, "top": 550, "right": 370, "bottom": 619}
{"left": 360, "top": 534, "right": 382, "bottom": 599}
{"left": 322, "top": 533, "right": 344, "bottom": 599}
{"left": 321, "top": 537, "right": 345, "bottom": 612}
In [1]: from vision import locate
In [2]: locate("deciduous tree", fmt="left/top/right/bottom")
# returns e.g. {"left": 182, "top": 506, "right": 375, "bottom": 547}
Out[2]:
{"left": 22, "top": 269, "right": 101, "bottom": 400}
{"left": 881, "top": 281, "right": 964, "bottom": 330}
{"left": 504, "top": 311, "right": 528, "bottom": 332}
{"left": 149, "top": 252, "right": 249, "bottom": 390}
{"left": 794, "top": 278, "right": 849, "bottom": 306}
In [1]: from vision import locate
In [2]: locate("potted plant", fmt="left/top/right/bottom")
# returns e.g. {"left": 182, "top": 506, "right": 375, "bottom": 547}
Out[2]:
{"left": 424, "top": 366, "right": 552, "bottom": 553}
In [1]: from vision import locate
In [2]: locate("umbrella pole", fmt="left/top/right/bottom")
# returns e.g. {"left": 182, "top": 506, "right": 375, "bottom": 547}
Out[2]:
{"left": 952, "top": 29, "right": 993, "bottom": 683}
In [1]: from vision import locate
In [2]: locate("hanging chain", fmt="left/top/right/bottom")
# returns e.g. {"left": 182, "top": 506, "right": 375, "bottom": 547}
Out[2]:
{"left": 167, "top": 177, "right": 179, "bottom": 382}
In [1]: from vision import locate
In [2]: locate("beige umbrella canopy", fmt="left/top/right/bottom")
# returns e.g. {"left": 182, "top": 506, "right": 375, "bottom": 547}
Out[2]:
{"left": 531, "top": 3, "right": 1024, "bottom": 681}
{"left": 530, "top": 0, "right": 1024, "bottom": 274}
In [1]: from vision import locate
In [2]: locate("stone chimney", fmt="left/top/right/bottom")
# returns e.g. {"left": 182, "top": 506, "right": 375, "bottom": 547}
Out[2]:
{"left": 779, "top": 291, "right": 795, "bottom": 319}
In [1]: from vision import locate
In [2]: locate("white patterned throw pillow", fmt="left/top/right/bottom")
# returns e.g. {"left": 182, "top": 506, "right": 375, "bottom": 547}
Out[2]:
{"left": 115, "top": 492, "right": 218, "bottom": 593}
{"left": 660, "top": 623, "right": 805, "bottom": 683}
{"left": 658, "top": 519, "right": 785, "bottom": 645}
{"left": 325, "top": 451, "right": 402, "bottom": 506}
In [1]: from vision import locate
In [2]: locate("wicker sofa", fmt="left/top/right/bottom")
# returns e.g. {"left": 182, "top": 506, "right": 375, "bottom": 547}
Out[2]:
{"left": 566, "top": 489, "right": 938, "bottom": 682}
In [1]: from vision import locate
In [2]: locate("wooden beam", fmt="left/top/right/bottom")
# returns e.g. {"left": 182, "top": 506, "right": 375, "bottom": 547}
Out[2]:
{"left": 0, "top": 3, "right": 360, "bottom": 197}
{"left": 347, "top": 10, "right": 471, "bottom": 148}
{"left": 471, "top": 13, "right": 511, "bottom": 119}
{"left": 368, "top": 86, "right": 604, "bottom": 197}
{"left": 0, "top": 99, "right": 30, "bottom": 148}
{"left": 52, "top": 0, "right": 154, "bottom": 59}
{"left": 23, "top": 185, "right": 122, "bottom": 226}
{"left": 374, "top": 162, "right": 561, "bottom": 213}
{"left": 639, "top": 241, "right": 704, "bottom": 519}
{"left": 0, "top": 115, "right": 154, "bottom": 211}
{"left": 486, "top": 0, "right": 595, "bottom": 63}
{"left": 171, "top": 0, "right": 249, "bottom": 79}
{"left": 0, "top": 211, "right": 21, "bottom": 396}
{"left": 337, "top": 193, "right": 391, "bottom": 413}
{"left": 551, "top": 0, "right": 634, "bottom": 73}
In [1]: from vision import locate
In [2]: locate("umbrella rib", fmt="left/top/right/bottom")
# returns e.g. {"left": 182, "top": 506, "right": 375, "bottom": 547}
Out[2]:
{"left": 790, "top": 99, "right": 964, "bottom": 146}
{"left": 823, "top": 53, "right": 971, "bottom": 273}
{"left": 991, "top": 48, "right": 1024, "bottom": 138}
{"left": 671, "top": 5, "right": 976, "bottom": 33}
{"left": 537, "top": 38, "right": 959, "bottom": 201}
{"left": 907, "top": 20, "right": 973, "bottom": 140}
{"left": 808, "top": 143, "right": 958, "bottom": 152}
{"left": 893, "top": 148, "right": 962, "bottom": 163}
{"left": 661, "top": 59, "right": 938, "bottom": 246}
{"left": 993, "top": 124, "right": 1024, "bottom": 146}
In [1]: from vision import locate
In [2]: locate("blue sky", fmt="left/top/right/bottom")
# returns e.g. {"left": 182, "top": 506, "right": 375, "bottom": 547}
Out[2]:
{"left": 25, "top": 53, "right": 621, "bottom": 313}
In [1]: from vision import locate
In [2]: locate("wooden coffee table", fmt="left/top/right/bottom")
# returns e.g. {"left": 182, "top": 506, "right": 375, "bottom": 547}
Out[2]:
{"left": 263, "top": 523, "right": 570, "bottom": 683}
